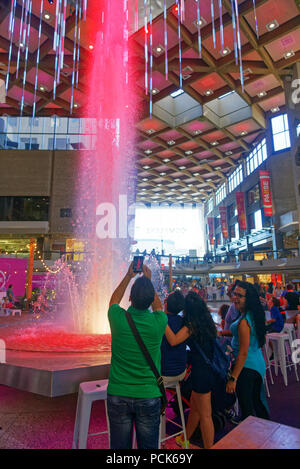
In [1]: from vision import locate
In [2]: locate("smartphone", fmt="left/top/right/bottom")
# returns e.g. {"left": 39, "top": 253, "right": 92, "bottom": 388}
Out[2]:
{"left": 133, "top": 256, "right": 144, "bottom": 273}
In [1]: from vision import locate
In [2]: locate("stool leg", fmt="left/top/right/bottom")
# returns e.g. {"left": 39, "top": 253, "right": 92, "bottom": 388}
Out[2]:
{"left": 104, "top": 400, "right": 110, "bottom": 449}
{"left": 264, "top": 375, "right": 270, "bottom": 398}
{"left": 279, "top": 339, "right": 288, "bottom": 386}
{"left": 176, "top": 383, "right": 188, "bottom": 448}
{"left": 72, "top": 389, "right": 82, "bottom": 449}
{"left": 78, "top": 395, "right": 93, "bottom": 449}
{"left": 159, "top": 414, "right": 166, "bottom": 449}
{"left": 273, "top": 341, "right": 279, "bottom": 376}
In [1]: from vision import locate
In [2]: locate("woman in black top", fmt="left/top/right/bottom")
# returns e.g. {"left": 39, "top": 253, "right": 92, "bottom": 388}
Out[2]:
{"left": 164, "top": 292, "right": 217, "bottom": 449}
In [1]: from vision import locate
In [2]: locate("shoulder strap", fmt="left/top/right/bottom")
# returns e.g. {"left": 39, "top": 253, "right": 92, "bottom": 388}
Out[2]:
{"left": 125, "top": 310, "right": 161, "bottom": 382}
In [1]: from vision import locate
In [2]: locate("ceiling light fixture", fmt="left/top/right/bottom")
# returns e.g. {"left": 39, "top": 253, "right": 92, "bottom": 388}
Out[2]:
{"left": 193, "top": 172, "right": 200, "bottom": 176}
{"left": 163, "top": 158, "right": 170, "bottom": 162}
{"left": 284, "top": 50, "right": 295, "bottom": 59}
{"left": 193, "top": 129, "right": 202, "bottom": 136}
{"left": 266, "top": 20, "right": 279, "bottom": 31}
{"left": 143, "top": 165, "right": 150, "bottom": 169}
{"left": 144, "top": 149, "right": 152, "bottom": 155}
{"left": 211, "top": 141, "right": 219, "bottom": 146}
{"left": 152, "top": 88, "right": 159, "bottom": 95}
{"left": 240, "top": 131, "right": 248, "bottom": 136}
{"left": 257, "top": 91, "right": 267, "bottom": 98}
{"left": 271, "top": 106, "right": 280, "bottom": 113}
{"left": 185, "top": 150, "right": 193, "bottom": 155}
{"left": 146, "top": 128, "right": 155, "bottom": 134}
{"left": 170, "top": 89, "right": 184, "bottom": 98}
{"left": 205, "top": 89, "right": 213, "bottom": 96}
{"left": 179, "top": 166, "right": 186, "bottom": 170}
{"left": 220, "top": 47, "right": 231, "bottom": 56}
{"left": 167, "top": 140, "right": 176, "bottom": 146}
{"left": 88, "top": 44, "right": 94, "bottom": 50}
{"left": 160, "top": 172, "right": 166, "bottom": 176}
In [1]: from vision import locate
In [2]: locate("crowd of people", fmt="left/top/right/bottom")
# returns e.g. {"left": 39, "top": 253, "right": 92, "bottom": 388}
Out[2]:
{"left": 105, "top": 263, "right": 294, "bottom": 450}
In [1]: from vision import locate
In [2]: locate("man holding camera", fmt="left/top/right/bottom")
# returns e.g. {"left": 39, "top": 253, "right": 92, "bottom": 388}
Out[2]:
{"left": 107, "top": 262, "right": 167, "bottom": 449}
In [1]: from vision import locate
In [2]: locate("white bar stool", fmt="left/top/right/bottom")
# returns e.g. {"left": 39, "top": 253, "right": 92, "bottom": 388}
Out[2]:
{"left": 72, "top": 379, "right": 109, "bottom": 449}
{"left": 159, "top": 379, "right": 188, "bottom": 449}
{"left": 266, "top": 333, "right": 299, "bottom": 386}
{"left": 263, "top": 345, "right": 274, "bottom": 398}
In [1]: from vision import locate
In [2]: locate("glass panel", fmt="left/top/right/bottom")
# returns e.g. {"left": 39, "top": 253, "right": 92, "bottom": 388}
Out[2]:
{"left": 68, "top": 118, "right": 81, "bottom": 134}
{"left": 271, "top": 115, "right": 284, "bottom": 134}
{"left": 5, "top": 134, "right": 19, "bottom": 149}
{"left": 55, "top": 117, "right": 68, "bottom": 134}
{"left": 273, "top": 133, "right": 286, "bottom": 152}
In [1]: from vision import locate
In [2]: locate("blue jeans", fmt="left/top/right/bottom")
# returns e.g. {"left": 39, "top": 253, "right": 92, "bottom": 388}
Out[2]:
{"left": 107, "top": 394, "right": 161, "bottom": 449}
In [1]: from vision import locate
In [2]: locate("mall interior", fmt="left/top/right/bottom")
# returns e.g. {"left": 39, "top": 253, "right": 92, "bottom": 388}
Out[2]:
{"left": 0, "top": 0, "right": 299, "bottom": 451}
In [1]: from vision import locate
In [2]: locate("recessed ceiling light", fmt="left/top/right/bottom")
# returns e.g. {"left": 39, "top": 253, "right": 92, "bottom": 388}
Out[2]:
{"left": 271, "top": 106, "right": 280, "bottom": 113}
{"left": 154, "top": 44, "right": 164, "bottom": 54}
{"left": 142, "top": 178, "right": 148, "bottom": 181}
{"left": 144, "top": 149, "right": 152, "bottom": 155}
{"left": 174, "top": 178, "right": 180, "bottom": 182}
{"left": 160, "top": 172, "right": 166, "bottom": 176}
{"left": 201, "top": 159, "right": 208, "bottom": 163}
{"left": 143, "top": 165, "right": 150, "bottom": 169}
{"left": 193, "top": 17, "right": 207, "bottom": 28}
{"left": 89, "top": 44, "right": 94, "bottom": 50}
{"left": 179, "top": 166, "right": 186, "bottom": 170}
{"left": 73, "top": 103, "right": 79, "bottom": 108}
{"left": 215, "top": 166, "right": 222, "bottom": 170}
{"left": 39, "top": 85, "right": 46, "bottom": 92}
{"left": 185, "top": 150, "right": 193, "bottom": 155}
{"left": 220, "top": 47, "right": 231, "bottom": 56}
{"left": 167, "top": 140, "right": 176, "bottom": 146}
{"left": 266, "top": 20, "right": 279, "bottom": 31}
{"left": 240, "top": 131, "right": 248, "bottom": 136}
{"left": 193, "top": 129, "right": 202, "bottom": 136}
{"left": 146, "top": 128, "right": 155, "bottom": 134}
{"left": 170, "top": 89, "right": 184, "bottom": 98}
{"left": 152, "top": 88, "right": 160, "bottom": 95}
{"left": 193, "top": 172, "right": 200, "bottom": 176}
{"left": 187, "top": 184, "right": 193, "bottom": 187}
{"left": 225, "top": 151, "right": 233, "bottom": 156}
{"left": 257, "top": 91, "right": 267, "bottom": 98}
{"left": 171, "top": 188, "right": 176, "bottom": 191}
{"left": 205, "top": 89, "right": 213, "bottom": 96}
{"left": 211, "top": 141, "right": 219, "bottom": 146}
{"left": 157, "top": 183, "right": 162, "bottom": 186}
{"left": 141, "top": 188, "right": 146, "bottom": 191}
{"left": 163, "top": 158, "right": 170, "bottom": 162}
{"left": 284, "top": 50, "right": 295, "bottom": 59}
{"left": 206, "top": 178, "right": 212, "bottom": 182}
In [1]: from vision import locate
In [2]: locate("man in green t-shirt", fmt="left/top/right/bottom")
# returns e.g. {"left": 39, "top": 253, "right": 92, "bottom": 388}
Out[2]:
{"left": 107, "top": 262, "right": 167, "bottom": 449}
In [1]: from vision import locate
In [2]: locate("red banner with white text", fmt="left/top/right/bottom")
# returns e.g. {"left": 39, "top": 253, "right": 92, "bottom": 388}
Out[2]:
{"left": 207, "top": 217, "right": 215, "bottom": 246}
{"left": 259, "top": 170, "right": 273, "bottom": 217}
{"left": 219, "top": 206, "right": 229, "bottom": 239}
{"left": 236, "top": 192, "right": 247, "bottom": 231}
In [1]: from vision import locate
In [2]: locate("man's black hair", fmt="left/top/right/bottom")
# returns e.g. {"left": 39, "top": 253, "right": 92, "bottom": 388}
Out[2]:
{"left": 130, "top": 276, "right": 155, "bottom": 310}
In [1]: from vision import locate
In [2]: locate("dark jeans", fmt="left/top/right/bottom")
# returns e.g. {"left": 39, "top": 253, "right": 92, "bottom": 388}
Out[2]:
{"left": 107, "top": 394, "right": 161, "bottom": 449}
{"left": 236, "top": 367, "right": 270, "bottom": 421}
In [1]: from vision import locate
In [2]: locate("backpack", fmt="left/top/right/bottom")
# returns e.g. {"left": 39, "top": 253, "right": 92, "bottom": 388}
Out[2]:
{"left": 194, "top": 338, "right": 236, "bottom": 412}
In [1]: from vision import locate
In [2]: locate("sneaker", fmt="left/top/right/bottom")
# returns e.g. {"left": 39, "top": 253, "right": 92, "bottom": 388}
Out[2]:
{"left": 175, "top": 435, "right": 190, "bottom": 449}
{"left": 230, "top": 415, "right": 242, "bottom": 426}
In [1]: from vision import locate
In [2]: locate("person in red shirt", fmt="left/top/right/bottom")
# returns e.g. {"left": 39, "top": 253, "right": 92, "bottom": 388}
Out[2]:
{"left": 218, "top": 304, "right": 230, "bottom": 330}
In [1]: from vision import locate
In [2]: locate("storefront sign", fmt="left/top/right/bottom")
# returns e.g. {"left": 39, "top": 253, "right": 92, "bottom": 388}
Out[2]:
{"left": 236, "top": 192, "right": 247, "bottom": 231}
{"left": 259, "top": 170, "right": 273, "bottom": 217}
{"left": 207, "top": 217, "right": 215, "bottom": 245}
{"left": 219, "top": 206, "right": 228, "bottom": 239}
{"left": 0, "top": 258, "right": 27, "bottom": 297}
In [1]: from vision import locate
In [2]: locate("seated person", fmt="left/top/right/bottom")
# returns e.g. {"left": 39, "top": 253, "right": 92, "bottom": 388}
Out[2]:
{"left": 161, "top": 290, "right": 187, "bottom": 385}
{"left": 3, "top": 297, "right": 15, "bottom": 309}
{"left": 266, "top": 297, "right": 284, "bottom": 333}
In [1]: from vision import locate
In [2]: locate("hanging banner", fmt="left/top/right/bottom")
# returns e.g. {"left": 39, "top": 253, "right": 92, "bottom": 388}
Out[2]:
{"left": 207, "top": 217, "right": 215, "bottom": 245}
{"left": 259, "top": 170, "right": 273, "bottom": 217}
{"left": 236, "top": 192, "right": 247, "bottom": 231}
{"left": 219, "top": 206, "right": 228, "bottom": 239}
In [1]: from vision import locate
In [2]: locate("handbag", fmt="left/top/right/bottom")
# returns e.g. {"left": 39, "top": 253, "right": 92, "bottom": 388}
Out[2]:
{"left": 125, "top": 311, "right": 168, "bottom": 415}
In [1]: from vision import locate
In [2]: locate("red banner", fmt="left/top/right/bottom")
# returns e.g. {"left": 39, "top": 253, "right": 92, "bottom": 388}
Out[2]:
{"left": 259, "top": 170, "right": 273, "bottom": 217}
{"left": 236, "top": 192, "right": 247, "bottom": 231}
{"left": 219, "top": 206, "right": 228, "bottom": 239}
{"left": 207, "top": 217, "right": 215, "bottom": 245}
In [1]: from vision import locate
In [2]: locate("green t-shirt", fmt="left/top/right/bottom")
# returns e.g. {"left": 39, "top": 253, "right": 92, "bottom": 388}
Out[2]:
{"left": 107, "top": 304, "right": 168, "bottom": 398}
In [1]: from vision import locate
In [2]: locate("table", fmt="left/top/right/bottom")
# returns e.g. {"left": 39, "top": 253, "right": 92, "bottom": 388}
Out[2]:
{"left": 212, "top": 416, "right": 300, "bottom": 449}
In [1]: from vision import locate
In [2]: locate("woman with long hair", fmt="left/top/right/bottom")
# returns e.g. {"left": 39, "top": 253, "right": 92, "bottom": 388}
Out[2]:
{"left": 164, "top": 291, "right": 217, "bottom": 449}
{"left": 226, "top": 281, "right": 269, "bottom": 421}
